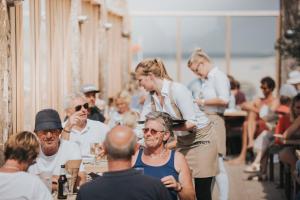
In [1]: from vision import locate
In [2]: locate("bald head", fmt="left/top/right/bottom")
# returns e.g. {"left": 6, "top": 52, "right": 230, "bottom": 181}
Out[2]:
{"left": 104, "top": 126, "right": 137, "bottom": 160}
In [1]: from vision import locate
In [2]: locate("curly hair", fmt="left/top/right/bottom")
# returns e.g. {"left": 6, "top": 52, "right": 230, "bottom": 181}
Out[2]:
{"left": 4, "top": 131, "right": 40, "bottom": 163}
{"left": 145, "top": 111, "right": 174, "bottom": 137}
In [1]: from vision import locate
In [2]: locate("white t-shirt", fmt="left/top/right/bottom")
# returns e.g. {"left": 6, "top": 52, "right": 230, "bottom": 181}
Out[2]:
{"left": 28, "top": 140, "right": 84, "bottom": 176}
{"left": 0, "top": 171, "right": 52, "bottom": 200}
{"left": 140, "top": 79, "right": 210, "bottom": 128}
{"left": 65, "top": 119, "right": 109, "bottom": 157}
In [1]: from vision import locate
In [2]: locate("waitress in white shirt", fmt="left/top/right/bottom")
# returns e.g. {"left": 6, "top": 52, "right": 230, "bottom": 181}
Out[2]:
{"left": 135, "top": 58, "right": 218, "bottom": 200}
{"left": 187, "top": 48, "right": 230, "bottom": 200}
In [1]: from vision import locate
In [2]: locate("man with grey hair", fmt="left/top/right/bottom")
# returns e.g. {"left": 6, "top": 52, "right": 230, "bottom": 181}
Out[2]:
{"left": 77, "top": 126, "right": 172, "bottom": 200}
{"left": 62, "top": 93, "right": 109, "bottom": 158}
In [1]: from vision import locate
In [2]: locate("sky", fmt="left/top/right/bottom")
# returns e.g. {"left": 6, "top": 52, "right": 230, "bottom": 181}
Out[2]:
{"left": 127, "top": 0, "right": 280, "bottom": 57}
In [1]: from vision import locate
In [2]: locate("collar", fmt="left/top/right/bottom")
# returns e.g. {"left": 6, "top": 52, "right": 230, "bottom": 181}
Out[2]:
{"left": 207, "top": 66, "right": 218, "bottom": 79}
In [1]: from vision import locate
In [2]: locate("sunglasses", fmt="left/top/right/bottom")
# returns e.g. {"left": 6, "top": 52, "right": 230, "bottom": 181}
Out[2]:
{"left": 142, "top": 128, "right": 164, "bottom": 135}
{"left": 75, "top": 103, "right": 89, "bottom": 112}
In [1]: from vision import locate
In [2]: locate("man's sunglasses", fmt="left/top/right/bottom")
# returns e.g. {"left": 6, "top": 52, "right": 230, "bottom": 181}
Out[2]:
{"left": 142, "top": 128, "right": 164, "bottom": 135}
{"left": 75, "top": 103, "right": 89, "bottom": 112}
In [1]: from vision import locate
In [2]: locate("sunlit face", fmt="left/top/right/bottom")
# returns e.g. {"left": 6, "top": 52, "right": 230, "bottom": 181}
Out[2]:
{"left": 136, "top": 72, "right": 155, "bottom": 92}
{"left": 143, "top": 119, "right": 169, "bottom": 149}
{"left": 115, "top": 98, "right": 129, "bottom": 114}
{"left": 260, "top": 83, "right": 272, "bottom": 97}
{"left": 189, "top": 59, "right": 209, "bottom": 79}
{"left": 69, "top": 97, "right": 89, "bottom": 120}
{"left": 293, "top": 101, "right": 300, "bottom": 117}
{"left": 84, "top": 92, "right": 97, "bottom": 107}
{"left": 36, "top": 129, "right": 61, "bottom": 156}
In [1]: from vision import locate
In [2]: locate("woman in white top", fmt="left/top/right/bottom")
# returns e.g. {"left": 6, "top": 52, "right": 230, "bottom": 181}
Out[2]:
{"left": 0, "top": 131, "right": 52, "bottom": 200}
{"left": 187, "top": 48, "right": 230, "bottom": 200}
{"left": 135, "top": 58, "right": 218, "bottom": 200}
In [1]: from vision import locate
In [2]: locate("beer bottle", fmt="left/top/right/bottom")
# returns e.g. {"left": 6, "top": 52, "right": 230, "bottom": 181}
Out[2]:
{"left": 58, "top": 165, "right": 67, "bottom": 199}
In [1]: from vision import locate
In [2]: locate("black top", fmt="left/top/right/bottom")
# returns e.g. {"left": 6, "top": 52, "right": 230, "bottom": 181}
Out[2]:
{"left": 88, "top": 106, "right": 105, "bottom": 123}
{"left": 77, "top": 168, "right": 172, "bottom": 200}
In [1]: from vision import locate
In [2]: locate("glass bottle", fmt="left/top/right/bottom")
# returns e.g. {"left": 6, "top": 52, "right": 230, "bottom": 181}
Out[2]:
{"left": 58, "top": 165, "right": 67, "bottom": 199}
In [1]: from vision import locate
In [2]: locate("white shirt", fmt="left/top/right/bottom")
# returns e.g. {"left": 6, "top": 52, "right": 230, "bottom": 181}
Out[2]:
{"left": 108, "top": 111, "right": 123, "bottom": 128}
{"left": 65, "top": 119, "right": 109, "bottom": 157}
{"left": 188, "top": 67, "right": 230, "bottom": 114}
{"left": 28, "top": 140, "right": 84, "bottom": 176}
{"left": 0, "top": 171, "right": 52, "bottom": 200}
{"left": 140, "top": 79, "right": 209, "bottom": 129}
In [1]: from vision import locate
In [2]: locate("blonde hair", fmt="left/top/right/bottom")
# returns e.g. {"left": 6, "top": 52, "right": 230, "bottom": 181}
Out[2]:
{"left": 187, "top": 48, "right": 211, "bottom": 67}
{"left": 122, "top": 111, "right": 139, "bottom": 128}
{"left": 4, "top": 131, "right": 40, "bottom": 163}
{"left": 115, "top": 90, "right": 131, "bottom": 105}
{"left": 135, "top": 58, "right": 172, "bottom": 80}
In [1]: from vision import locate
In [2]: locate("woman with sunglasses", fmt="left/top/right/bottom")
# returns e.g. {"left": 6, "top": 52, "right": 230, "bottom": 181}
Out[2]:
{"left": 0, "top": 131, "right": 52, "bottom": 199}
{"left": 135, "top": 58, "right": 218, "bottom": 200}
{"left": 132, "top": 111, "right": 195, "bottom": 200}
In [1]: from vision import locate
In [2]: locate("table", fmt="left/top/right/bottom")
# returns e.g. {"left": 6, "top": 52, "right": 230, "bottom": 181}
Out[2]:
{"left": 224, "top": 110, "right": 247, "bottom": 155}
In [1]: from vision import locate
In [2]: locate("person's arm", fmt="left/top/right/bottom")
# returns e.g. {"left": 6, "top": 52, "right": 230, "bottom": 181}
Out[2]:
{"left": 172, "top": 84, "right": 202, "bottom": 132}
{"left": 161, "top": 152, "right": 195, "bottom": 200}
{"left": 194, "top": 98, "right": 228, "bottom": 107}
{"left": 283, "top": 116, "right": 300, "bottom": 139}
{"left": 200, "top": 72, "right": 230, "bottom": 108}
{"left": 61, "top": 112, "right": 84, "bottom": 140}
{"left": 240, "top": 100, "right": 260, "bottom": 113}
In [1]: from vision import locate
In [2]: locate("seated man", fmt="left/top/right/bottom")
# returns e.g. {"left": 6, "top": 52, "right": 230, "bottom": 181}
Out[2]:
{"left": 28, "top": 109, "right": 86, "bottom": 190}
{"left": 81, "top": 84, "right": 105, "bottom": 122}
{"left": 62, "top": 93, "right": 109, "bottom": 157}
{"left": 77, "top": 126, "right": 172, "bottom": 200}
{"left": 229, "top": 76, "right": 279, "bottom": 164}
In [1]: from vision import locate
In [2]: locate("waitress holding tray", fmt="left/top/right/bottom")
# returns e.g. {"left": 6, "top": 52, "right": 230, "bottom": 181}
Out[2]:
{"left": 135, "top": 58, "right": 218, "bottom": 200}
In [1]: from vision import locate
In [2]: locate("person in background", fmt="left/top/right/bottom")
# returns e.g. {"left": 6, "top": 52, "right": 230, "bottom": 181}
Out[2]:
{"left": 63, "top": 93, "right": 109, "bottom": 157}
{"left": 279, "top": 94, "right": 300, "bottom": 175}
{"left": 0, "top": 131, "right": 52, "bottom": 199}
{"left": 133, "top": 111, "right": 195, "bottom": 200}
{"left": 28, "top": 109, "right": 86, "bottom": 189}
{"left": 135, "top": 58, "right": 218, "bottom": 200}
{"left": 235, "top": 81, "right": 247, "bottom": 106}
{"left": 81, "top": 83, "right": 105, "bottom": 123}
{"left": 244, "top": 84, "right": 296, "bottom": 173}
{"left": 108, "top": 90, "right": 139, "bottom": 129}
{"left": 287, "top": 70, "right": 300, "bottom": 93}
{"left": 228, "top": 77, "right": 279, "bottom": 165}
{"left": 77, "top": 126, "right": 172, "bottom": 200}
{"left": 187, "top": 48, "right": 230, "bottom": 200}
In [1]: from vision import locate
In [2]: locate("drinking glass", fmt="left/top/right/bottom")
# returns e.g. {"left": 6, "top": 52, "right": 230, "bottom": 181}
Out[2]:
{"left": 38, "top": 171, "right": 52, "bottom": 192}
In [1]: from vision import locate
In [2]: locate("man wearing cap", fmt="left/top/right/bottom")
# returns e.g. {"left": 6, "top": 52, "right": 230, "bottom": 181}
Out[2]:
{"left": 81, "top": 84, "right": 105, "bottom": 123}
{"left": 28, "top": 108, "right": 86, "bottom": 190}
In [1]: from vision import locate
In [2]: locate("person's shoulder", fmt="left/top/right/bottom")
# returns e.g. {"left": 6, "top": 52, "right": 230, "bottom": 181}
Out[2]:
{"left": 87, "top": 119, "right": 109, "bottom": 130}
{"left": 78, "top": 176, "right": 104, "bottom": 193}
{"left": 172, "top": 81, "right": 189, "bottom": 93}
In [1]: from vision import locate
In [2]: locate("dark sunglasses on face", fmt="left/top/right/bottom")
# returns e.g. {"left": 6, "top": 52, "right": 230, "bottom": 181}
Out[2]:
{"left": 142, "top": 128, "right": 164, "bottom": 135}
{"left": 75, "top": 103, "right": 89, "bottom": 112}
